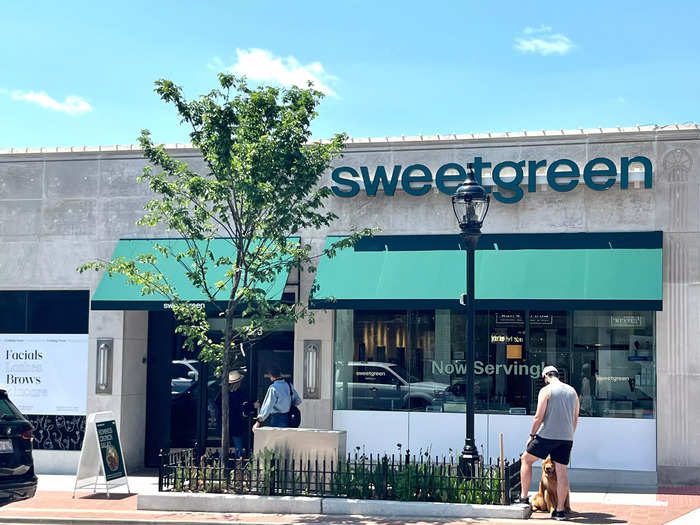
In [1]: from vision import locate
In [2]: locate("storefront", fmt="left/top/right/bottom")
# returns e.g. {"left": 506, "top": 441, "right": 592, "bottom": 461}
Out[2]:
{"left": 0, "top": 124, "right": 698, "bottom": 485}
{"left": 309, "top": 233, "right": 660, "bottom": 474}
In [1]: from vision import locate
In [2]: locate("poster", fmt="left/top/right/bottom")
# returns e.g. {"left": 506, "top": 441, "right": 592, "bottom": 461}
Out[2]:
{"left": 96, "top": 420, "right": 126, "bottom": 481}
{"left": 74, "top": 412, "right": 130, "bottom": 496}
{"left": 0, "top": 334, "right": 88, "bottom": 415}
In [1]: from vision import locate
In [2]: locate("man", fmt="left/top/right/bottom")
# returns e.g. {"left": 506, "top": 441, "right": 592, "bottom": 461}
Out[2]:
{"left": 513, "top": 365, "right": 579, "bottom": 521}
{"left": 252, "top": 364, "right": 301, "bottom": 431}
{"left": 227, "top": 370, "right": 245, "bottom": 455}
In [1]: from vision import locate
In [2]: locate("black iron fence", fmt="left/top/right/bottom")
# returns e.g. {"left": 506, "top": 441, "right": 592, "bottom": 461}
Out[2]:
{"left": 159, "top": 447, "right": 521, "bottom": 505}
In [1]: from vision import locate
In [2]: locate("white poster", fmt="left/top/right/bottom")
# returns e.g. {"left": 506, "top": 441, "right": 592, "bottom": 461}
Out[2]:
{"left": 0, "top": 334, "right": 88, "bottom": 415}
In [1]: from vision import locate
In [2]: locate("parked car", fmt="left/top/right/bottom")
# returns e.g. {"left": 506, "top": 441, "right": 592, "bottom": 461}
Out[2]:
{"left": 0, "top": 388, "right": 37, "bottom": 506}
{"left": 335, "top": 361, "right": 450, "bottom": 410}
{"left": 171, "top": 359, "right": 200, "bottom": 397}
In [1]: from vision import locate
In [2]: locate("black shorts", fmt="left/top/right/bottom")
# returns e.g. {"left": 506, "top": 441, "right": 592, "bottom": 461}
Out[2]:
{"left": 526, "top": 435, "right": 573, "bottom": 465}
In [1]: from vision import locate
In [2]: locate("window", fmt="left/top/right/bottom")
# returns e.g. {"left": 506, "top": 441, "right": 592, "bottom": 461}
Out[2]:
{"left": 0, "top": 290, "right": 89, "bottom": 334}
{"left": 28, "top": 291, "right": 89, "bottom": 334}
{"left": 333, "top": 308, "right": 655, "bottom": 418}
{"left": 573, "top": 311, "right": 655, "bottom": 419}
{"left": 0, "top": 292, "right": 26, "bottom": 334}
{"left": 0, "top": 397, "right": 23, "bottom": 420}
{"left": 353, "top": 366, "right": 400, "bottom": 385}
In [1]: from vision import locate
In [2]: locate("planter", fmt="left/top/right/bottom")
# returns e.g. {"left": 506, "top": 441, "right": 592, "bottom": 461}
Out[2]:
{"left": 138, "top": 492, "right": 532, "bottom": 519}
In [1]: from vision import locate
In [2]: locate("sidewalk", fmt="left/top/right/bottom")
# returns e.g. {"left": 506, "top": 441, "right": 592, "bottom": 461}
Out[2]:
{"left": 0, "top": 474, "right": 697, "bottom": 525}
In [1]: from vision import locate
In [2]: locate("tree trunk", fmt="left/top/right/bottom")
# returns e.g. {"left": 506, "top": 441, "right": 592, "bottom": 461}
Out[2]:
{"left": 220, "top": 309, "right": 233, "bottom": 462}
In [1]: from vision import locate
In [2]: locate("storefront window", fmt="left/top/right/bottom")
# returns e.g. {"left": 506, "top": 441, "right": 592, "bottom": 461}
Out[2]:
{"left": 573, "top": 311, "right": 655, "bottom": 419}
{"left": 527, "top": 311, "right": 569, "bottom": 414}
{"left": 334, "top": 308, "right": 655, "bottom": 418}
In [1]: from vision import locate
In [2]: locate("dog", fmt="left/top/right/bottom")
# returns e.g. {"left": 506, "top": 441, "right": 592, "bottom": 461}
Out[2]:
{"left": 531, "top": 456, "right": 571, "bottom": 513}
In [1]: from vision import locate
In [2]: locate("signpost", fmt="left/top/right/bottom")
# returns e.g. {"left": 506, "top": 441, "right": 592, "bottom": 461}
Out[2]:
{"left": 73, "top": 411, "right": 129, "bottom": 497}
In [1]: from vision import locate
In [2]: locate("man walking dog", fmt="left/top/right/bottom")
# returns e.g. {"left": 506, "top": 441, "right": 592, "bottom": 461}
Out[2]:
{"left": 514, "top": 365, "right": 579, "bottom": 521}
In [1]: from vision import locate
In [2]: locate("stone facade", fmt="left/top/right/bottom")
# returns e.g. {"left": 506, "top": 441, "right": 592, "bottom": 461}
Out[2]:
{"left": 1, "top": 126, "right": 699, "bottom": 483}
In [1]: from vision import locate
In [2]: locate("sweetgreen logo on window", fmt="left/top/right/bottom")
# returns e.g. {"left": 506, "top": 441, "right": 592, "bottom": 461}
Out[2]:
{"left": 331, "top": 156, "right": 652, "bottom": 203}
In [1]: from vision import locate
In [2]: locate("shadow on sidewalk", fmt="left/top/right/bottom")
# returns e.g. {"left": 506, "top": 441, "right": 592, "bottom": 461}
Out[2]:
{"left": 558, "top": 512, "right": 626, "bottom": 524}
{"left": 658, "top": 485, "right": 700, "bottom": 495}
{"left": 76, "top": 493, "right": 134, "bottom": 500}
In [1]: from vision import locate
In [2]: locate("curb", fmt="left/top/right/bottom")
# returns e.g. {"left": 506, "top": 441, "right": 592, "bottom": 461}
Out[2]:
{"left": 138, "top": 493, "right": 531, "bottom": 520}
{"left": 0, "top": 518, "right": 287, "bottom": 525}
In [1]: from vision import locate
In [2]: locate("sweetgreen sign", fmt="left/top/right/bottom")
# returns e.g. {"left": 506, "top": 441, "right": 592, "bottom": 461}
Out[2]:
{"left": 331, "top": 155, "right": 652, "bottom": 203}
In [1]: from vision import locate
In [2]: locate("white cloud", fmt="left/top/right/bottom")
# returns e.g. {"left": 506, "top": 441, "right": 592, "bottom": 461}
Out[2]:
{"left": 515, "top": 26, "right": 574, "bottom": 56}
{"left": 523, "top": 25, "right": 552, "bottom": 35}
{"left": 223, "top": 48, "right": 338, "bottom": 97}
{"left": 615, "top": 96, "right": 627, "bottom": 104}
{"left": 9, "top": 90, "right": 92, "bottom": 115}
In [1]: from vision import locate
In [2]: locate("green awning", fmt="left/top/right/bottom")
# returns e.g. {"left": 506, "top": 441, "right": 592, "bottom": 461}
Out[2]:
{"left": 91, "top": 238, "right": 297, "bottom": 310}
{"left": 310, "top": 232, "right": 663, "bottom": 310}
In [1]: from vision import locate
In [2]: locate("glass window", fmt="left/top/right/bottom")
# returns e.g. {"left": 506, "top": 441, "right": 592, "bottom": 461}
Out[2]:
{"left": 485, "top": 311, "right": 527, "bottom": 413}
{"left": 0, "top": 292, "right": 27, "bottom": 333}
{"left": 333, "top": 308, "right": 655, "bottom": 419}
{"left": 527, "top": 311, "right": 569, "bottom": 414}
{"left": 0, "top": 397, "right": 23, "bottom": 419}
{"left": 27, "top": 291, "right": 89, "bottom": 334}
{"left": 334, "top": 310, "right": 449, "bottom": 412}
{"left": 573, "top": 311, "right": 655, "bottom": 419}
{"left": 353, "top": 365, "right": 400, "bottom": 385}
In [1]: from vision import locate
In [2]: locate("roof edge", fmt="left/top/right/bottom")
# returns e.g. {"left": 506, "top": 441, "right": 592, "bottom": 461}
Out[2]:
{"left": 1, "top": 123, "right": 698, "bottom": 156}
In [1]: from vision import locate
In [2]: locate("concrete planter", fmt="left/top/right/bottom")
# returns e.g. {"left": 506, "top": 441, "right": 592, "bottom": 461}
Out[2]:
{"left": 137, "top": 492, "right": 531, "bottom": 519}
{"left": 323, "top": 498, "right": 530, "bottom": 518}
{"left": 138, "top": 492, "right": 322, "bottom": 514}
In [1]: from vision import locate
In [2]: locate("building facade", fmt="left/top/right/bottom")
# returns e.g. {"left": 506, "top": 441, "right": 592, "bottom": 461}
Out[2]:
{"left": 0, "top": 125, "right": 698, "bottom": 486}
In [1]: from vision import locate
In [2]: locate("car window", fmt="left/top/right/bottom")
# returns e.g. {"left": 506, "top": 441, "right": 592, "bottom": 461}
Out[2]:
{"left": 0, "top": 397, "right": 23, "bottom": 420}
{"left": 353, "top": 366, "right": 398, "bottom": 385}
{"left": 389, "top": 364, "right": 419, "bottom": 383}
{"left": 171, "top": 364, "right": 193, "bottom": 380}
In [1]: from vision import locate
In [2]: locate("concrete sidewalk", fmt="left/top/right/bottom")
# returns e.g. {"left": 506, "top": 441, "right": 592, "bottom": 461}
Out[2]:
{"left": 0, "top": 474, "right": 697, "bottom": 525}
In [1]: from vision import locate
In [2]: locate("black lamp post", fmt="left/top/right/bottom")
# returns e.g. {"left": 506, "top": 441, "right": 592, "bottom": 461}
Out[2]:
{"left": 451, "top": 163, "right": 490, "bottom": 476}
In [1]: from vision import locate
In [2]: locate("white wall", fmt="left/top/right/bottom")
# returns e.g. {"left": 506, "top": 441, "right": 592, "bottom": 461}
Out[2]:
{"left": 333, "top": 410, "right": 655, "bottom": 471}
{"left": 33, "top": 450, "right": 80, "bottom": 475}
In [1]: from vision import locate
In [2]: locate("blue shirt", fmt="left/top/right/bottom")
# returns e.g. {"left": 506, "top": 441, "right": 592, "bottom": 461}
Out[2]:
{"left": 258, "top": 379, "right": 301, "bottom": 422}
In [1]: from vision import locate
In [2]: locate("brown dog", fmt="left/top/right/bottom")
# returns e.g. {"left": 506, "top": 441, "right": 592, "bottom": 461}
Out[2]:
{"left": 531, "top": 456, "right": 571, "bottom": 513}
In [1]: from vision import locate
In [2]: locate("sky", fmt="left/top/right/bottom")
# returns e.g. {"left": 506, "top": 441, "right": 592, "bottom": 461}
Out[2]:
{"left": 1, "top": 0, "right": 699, "bottom": 148}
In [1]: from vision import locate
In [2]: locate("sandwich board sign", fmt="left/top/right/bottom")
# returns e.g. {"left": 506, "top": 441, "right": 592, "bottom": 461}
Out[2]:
{"left": 73, "top": 411, "right": 130, "bottom": 497}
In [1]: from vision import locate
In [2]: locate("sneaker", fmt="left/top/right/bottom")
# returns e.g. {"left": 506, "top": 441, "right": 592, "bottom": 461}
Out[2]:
{"left": 512, "top": 495, "right": 530, "bottom": 505}
{"left": 552, "top": 509, "right": 567, "bottom": 521}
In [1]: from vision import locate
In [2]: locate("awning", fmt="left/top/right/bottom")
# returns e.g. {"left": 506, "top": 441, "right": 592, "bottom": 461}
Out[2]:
{"left": 309, "top": 232, "right": 663, "bottom": 310}
{"left": 91, "top": 238, "right": 297, "bottom": 310}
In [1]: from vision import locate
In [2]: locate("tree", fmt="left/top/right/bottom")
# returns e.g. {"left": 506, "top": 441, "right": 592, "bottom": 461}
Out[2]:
{"left": 80, "top": 74, "right": 370, "bottom": 460}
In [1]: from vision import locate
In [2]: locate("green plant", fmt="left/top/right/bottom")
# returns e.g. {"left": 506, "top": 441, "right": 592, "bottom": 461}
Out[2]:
{"left": 163, "top": 450, "right": 507, "bottom": 505}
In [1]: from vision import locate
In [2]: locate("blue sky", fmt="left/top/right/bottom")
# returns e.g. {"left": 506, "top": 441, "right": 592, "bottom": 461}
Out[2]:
{"left": 1, "top": 1, "right": 699, "bottom": 147}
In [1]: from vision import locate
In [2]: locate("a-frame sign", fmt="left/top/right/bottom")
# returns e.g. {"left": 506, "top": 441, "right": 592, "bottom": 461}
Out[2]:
{"left": 73, "top": 411, "right": 130, "bottom": 497}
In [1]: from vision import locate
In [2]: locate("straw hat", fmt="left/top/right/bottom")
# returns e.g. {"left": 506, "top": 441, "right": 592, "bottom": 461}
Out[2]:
{"left": 228, "top": 370, "right": 244, "bottom": 383}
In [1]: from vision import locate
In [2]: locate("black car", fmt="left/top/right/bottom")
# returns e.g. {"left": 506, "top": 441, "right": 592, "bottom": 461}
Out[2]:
{"left": 0, "top": 389, "right": 37, "bottom": 505}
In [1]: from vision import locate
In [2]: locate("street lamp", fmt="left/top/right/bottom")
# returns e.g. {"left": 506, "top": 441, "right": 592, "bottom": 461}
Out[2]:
{"left": 451, "top": 162, "right": 490, "bottom": 476}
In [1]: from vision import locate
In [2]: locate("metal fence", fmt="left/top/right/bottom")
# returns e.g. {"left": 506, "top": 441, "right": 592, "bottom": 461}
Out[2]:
{"left": 159, "top": 447, "right": 521, "bottom": 505}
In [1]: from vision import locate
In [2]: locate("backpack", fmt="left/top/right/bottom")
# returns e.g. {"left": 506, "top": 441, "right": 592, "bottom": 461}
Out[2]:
{"left": 287, "top": 382, "right": 301, "bottom": 428}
